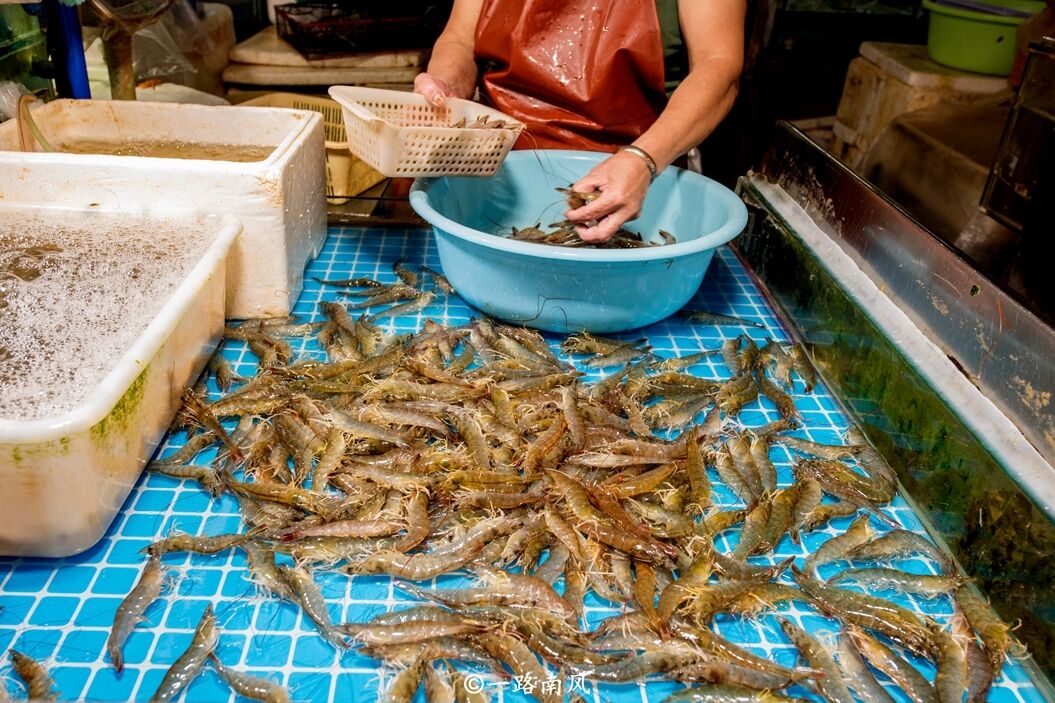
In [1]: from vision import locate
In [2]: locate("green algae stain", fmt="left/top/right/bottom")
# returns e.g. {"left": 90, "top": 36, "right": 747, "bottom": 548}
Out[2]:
{"left": 8, "top": 436, "right": 72, "bottom": 468}
{"left": 90, "top": 365, "right": 149, "bottom": 444}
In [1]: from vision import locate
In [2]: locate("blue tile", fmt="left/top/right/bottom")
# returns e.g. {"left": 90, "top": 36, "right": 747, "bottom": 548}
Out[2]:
{"left": 228, "top": 546, "right": 248, "bottom": 569}
{"left": 714, "top": 617, "right": 764, "bottom": 644}
{"left": 135, "top": 668, "right": 168, "bottom": 701}
{"left": 0, "top": 595, "right": 34, "bottom": 625}
{"left": 213, "top": 494, "right": 243, "bottom": 516}
{"left": 212, "top": 634, "right": 245, "bottom": 661}
{"left": 202, "top": 515, "right": 242, "bottom": 534}
{"left": 799, "top": 410, "right": 831, "bottom": 428}
{"left": 58, "top": 629, "right": 108, "bottom": 663}
{"left": 142, "top": 473, "right": 179, "bottom": 490}
{"left": 29, "top": 596, "right": 79, "bottom": 626}
{"left": 772, "top": 637, "right": 801, "bottom": 667}
{"left": 798, "top": 614, "right": 834, "bottom": 636}
{"left": 349, "top": 575, "right": 390, "bottom": 602}
{"left": 289, "top": 672, "right": 333, "bottom": 703}
{"left": 292, "top": 634, "right": 336, "bottom": 668}
{"left": 164, "top": 599, "right": 213, "bottom": 630}
{"left": 74, "top": 597, "right": 122, "bottom": 627}
{"left": 315, "top": 571, "right": 347, "bottom": 600}
{"left": 336, "top": 646, "right": 383, "bottom": 670}
{"left": 134, "top": 490, "right": 175, "bottom": 512}
{"left": 118, "top": 629, "right": 155, "bottom": 667}
{"left": 106, "top": 540, "right": 153, "bottom": 566}
{"left": 220, "top": 570, "right": 256, "bottom": 599}
{"left": 908, "top": 651, "right": 937, "bottom": 680}
{"left": 11, "top": 627, "right": 61, "bottom": 657}
{"left": 214, "top": 602, "right": 253, "bottom": 631}
{"left": 254, "top": 600, "right": 299, "bottom": 632}
{"left": 172, "top": 491, "right": 212, "bottom": 514}
{"left": 157, "top": 550, "right": 190, "bottom": 569}
{"left": 121, "top": 514, "right": 162, "bottom": 538}
{"left": 244, "top": 634, "right": 291, "bottom": 668}
{"left": 1002, "top": 660, "right": 1032, "bottom": 685}
{"left": 138, "top": 597, "right": 168, "bottom": 630}
{"left": 5, "top": 564, "right": 54, "bottom": 593}
{"left": 87, "top": 665, "right": 140, "bottom": 702}
{"left": 92, "top": 568, "right": 139, "bottom": 595}
{"left": 51, "top": 665, "right": 91, "bottom": 699}
{"left": 177, "top": 568, "right": 221, "bottom": 597}
{"left": 152, "top": 631, "right": 193, "bottom": 663}
{"left": 335, "top": 670, "right": 381, "bottom": 703}
{"left": 184, "top": 666, "right": 230, "bottom": 702}
{"left": 161, "top": 515, "right": 203, "bottom": 536}
{"left": 46, "top": 566, "right": 96, "bottom": 594}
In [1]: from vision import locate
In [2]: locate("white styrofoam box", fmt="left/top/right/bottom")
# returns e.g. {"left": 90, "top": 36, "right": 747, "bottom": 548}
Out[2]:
{"left": 0, "top": 99, "right": 327, "bottom": 318}
{"left": 0, "top": 205, "right": 242, "bottom": 557}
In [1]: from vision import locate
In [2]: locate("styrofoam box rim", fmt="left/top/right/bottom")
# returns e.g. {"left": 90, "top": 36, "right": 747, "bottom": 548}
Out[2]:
{"left": 0, "top": 100, "right": 323, "bottom": 173}
{"left": 0, "top": 204, "right": 243, "bottom": 442}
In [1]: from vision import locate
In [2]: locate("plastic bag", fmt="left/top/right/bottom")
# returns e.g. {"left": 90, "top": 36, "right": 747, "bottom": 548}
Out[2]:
{"left": 131, "top": 0, "right": 232, "bottom": 96}
{"left": 130, "top": 5, "right": 196, "bottom": 84}
{"left": 87, "top": 0, "right": 233, "bottom": 96}
{"left": 0, "top": 81, "right": 31, "bottom": 123}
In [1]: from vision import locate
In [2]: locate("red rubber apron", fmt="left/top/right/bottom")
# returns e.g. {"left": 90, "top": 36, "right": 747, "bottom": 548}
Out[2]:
{"left": 474, "top": 0, "right": 668, "bottom": 152}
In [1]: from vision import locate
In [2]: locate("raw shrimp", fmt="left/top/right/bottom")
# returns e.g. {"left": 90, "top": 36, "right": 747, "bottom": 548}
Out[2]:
{"left": 210, "top": 654, "right": 291, "bottom": 703}
{"left": 151, "top": 605, "right": 218, "bottom": 703}
{"left": 107, "top": 553, "right": 167, "bottom": 671}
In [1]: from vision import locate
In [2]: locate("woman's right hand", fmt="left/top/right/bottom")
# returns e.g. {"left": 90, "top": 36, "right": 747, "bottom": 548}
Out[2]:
{"left": 414, "top": 73, "right": 458, "bottom": 107}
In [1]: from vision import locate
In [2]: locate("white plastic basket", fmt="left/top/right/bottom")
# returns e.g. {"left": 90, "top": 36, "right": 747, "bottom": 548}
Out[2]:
{"left": 328, "top": 86, "right": 525, "bottom": 178}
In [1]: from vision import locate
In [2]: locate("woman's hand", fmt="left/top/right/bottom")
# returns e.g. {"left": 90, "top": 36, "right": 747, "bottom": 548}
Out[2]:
{"left": 414, "top": 73, "right": 458, "bottom": 107}
{"left": 414, "top": 0, "right": 484, "bottom": 106}
{"left": 565, "top": 150, "right": 653, "bottom": 242}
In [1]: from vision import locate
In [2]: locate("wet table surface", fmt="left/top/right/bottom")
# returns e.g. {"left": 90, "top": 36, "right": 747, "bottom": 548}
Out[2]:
{"left": 0, "top": 226, "right": 1044, "bottom": 702}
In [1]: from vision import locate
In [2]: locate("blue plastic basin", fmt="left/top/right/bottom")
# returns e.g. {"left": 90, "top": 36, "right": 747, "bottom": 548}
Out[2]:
{"left": 408, "top": 150, "right": 748, "bottom": 333}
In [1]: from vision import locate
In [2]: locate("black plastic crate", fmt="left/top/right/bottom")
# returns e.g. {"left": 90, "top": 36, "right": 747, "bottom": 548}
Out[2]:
{"left": 275, "top": 1, "right": 450, "bottom": 60}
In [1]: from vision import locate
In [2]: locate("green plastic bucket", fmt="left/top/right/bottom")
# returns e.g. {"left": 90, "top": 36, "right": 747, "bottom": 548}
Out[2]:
{"left": 922, "top": 0, "right": 1043, "bottom": 75}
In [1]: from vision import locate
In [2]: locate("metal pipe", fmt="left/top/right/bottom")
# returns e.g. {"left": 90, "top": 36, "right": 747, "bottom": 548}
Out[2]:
{"left": 101, "top": 29, "right": 135, "bottom": 100}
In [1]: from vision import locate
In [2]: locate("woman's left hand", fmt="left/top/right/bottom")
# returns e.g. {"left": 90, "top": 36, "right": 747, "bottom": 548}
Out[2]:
{"left": 565, "top": 150, "right": 653, "bottom": 242}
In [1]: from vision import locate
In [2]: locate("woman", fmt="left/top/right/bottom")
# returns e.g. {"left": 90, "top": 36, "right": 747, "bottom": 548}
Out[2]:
{"left": 414, "top": 0, "right": 746, "bottom": 242}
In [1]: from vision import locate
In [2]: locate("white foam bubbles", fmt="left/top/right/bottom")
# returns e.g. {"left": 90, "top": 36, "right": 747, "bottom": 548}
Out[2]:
{"left": 0, "top": 210, "right": 215, "bottom": 421}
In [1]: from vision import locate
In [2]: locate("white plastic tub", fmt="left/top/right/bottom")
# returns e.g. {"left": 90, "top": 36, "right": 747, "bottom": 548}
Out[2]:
{"left": 0, "top": 99, "right": 326, "bottom": 319}
{"left": 0, "top": 205, "right": 242, "bottom": 557}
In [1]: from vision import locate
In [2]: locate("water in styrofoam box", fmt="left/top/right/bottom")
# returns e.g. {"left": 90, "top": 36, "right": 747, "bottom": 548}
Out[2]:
{"left": 0, "top": 210, "right": 215, "bottom": 421}
{"left": 329, "top": 85, "right": 524, "bottom": 178}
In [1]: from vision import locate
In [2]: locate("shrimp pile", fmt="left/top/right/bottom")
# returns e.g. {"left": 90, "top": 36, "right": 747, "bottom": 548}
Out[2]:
{"left": 504, "top": 188, "right": 678, "bottom": 249}
{"left": 450, "top": 115, "right": 516, "bottom": 130}
{"left": 20, "top": 259, "right": 1019, "bottom": 703}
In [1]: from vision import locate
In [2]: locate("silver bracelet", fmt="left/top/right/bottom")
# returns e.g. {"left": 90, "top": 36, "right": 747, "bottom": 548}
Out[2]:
{"left": 617, "top": 145, "right": 658, "bottom": 181}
